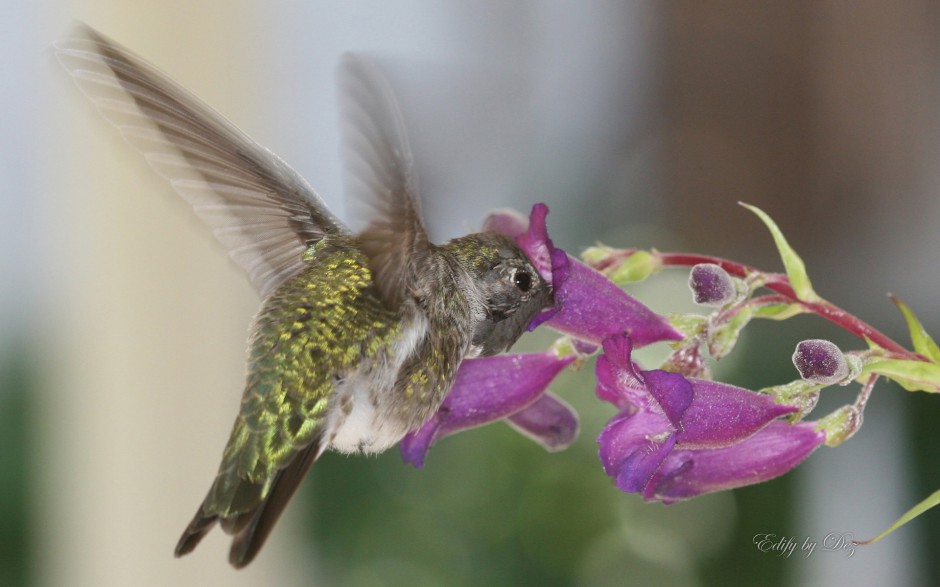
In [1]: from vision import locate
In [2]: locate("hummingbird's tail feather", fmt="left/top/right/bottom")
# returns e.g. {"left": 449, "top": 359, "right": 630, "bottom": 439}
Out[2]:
{"left": 172, "top": 475, "right": 261, "bottom": 558}
{"left": 228, "top": 439, "right": 323, "bottom": 568}
{"left": 173, "top": 436, "right": 324, "bottom": 567}
{"left": 174, "top": 509, "right": 219, "bottom": 557}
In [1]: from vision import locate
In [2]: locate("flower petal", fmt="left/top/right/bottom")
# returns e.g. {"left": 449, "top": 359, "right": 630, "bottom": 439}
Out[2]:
{"left": 505, "top": 391, "right": 579, "bottom": 452}
{"left": 514, "top": 203, "right": 556, "bottom": 284}
{"left": 482, "top": 208, "right": 528, "bottom": 238}
{"left": 525, "top": 248, "right": 569, "bottom": 331}
{"left": 547, "top": 258, "right": 684, "bottom": 347}
{"left": 400, "top": 351, "right": 574, "bottom": 467}
{"left": 674, "top": 379, "right": 797, "bottom": 448}
{"left": 399, "top": 417, "right": 438, "bottom": 468}
{"left": 595, "top": 336, "right": 693, "bottom": 425}
{"left": 595, "top": 335, "right": 648, "bottom": 408}
{"left": 639, "top": 369, "right": 694, "bottom": 429}
{"left": 597, "top": 408, "right": 676, "bottom": 493}
{"left": 597, "top": 335, "right": 794, "bottom": 449}
{"left": 645, "top": 421, "right": 825, "bottom": 502}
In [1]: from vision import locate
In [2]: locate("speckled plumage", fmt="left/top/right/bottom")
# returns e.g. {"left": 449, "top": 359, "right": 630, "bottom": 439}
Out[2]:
{"left": 179, "top": 233, "right": 543, "bottom": 566}
{"left": 56, "top": 24, "right": 553, "bottom": 569}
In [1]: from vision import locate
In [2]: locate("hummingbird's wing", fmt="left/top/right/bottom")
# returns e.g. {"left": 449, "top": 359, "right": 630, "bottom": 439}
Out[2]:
{"left": 55, "top": 24, "right": 348, "bottom": 298}
{"left": 337, "top": 54, "right": 430, "bottom": 308}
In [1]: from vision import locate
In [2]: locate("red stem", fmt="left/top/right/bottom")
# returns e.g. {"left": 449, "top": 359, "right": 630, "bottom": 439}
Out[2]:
{"left": 657, "top": 252, "right": 918, "bottom": 360}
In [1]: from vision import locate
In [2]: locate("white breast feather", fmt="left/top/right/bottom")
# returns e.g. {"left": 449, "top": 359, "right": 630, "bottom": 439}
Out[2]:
{"left": 327, "top": 312, "right": 429, "bottom": 454}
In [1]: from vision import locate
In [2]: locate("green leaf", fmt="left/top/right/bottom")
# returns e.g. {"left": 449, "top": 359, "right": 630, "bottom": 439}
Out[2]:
{"left": 740, "top": 203, "right": 819, "bottom": 302}
{"left": 751, "top": 302, "right": 806, "bottom": 321}
{"left": 862, "top": 359, "right": 940, "bottom": 392}
{"left": 864, "top": 336, "right": 883, "bottom": 351}
{"left": 856, "top": 488, "right": 940, "bottom": 546}
{"left": 890, "top": 295, "right": 940, "bottom": 363}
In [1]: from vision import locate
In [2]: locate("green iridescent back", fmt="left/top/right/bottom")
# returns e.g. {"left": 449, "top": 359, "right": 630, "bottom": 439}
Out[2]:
{"left": 206, "top": 236, "right": 401, "bottom": 518}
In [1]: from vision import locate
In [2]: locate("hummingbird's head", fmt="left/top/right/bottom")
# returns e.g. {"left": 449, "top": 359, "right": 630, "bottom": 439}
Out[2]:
{"left": 444, "top": 233, "right": 554, "bottom": 357}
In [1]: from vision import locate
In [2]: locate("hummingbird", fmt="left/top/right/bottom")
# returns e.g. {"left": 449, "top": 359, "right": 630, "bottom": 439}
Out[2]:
{"left": 56, "top": 25, "right": 553, "bottom": 568}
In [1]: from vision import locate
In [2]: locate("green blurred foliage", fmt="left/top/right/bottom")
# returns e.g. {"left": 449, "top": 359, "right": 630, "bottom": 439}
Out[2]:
{"left": 907, "top": 390, "right": 940, "bottom": 586}
{"left": 0, "top": 345, "right": 35, "bottom": 587}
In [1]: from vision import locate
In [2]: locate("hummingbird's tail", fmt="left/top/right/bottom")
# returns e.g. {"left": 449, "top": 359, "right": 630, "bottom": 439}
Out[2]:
{"left": 173, "top": 439, "right": 323, "bottom": 568}
{"left": 227, "top": 441, "right": 321, "bottom": 567}
{"left": 174, "top": 510, "right": 219, "bottom": 557}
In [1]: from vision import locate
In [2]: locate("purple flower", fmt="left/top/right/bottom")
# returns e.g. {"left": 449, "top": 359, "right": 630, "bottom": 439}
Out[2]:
{"left": 401, "top": 351, "right": 576, "bottom": 467}
{"left": 504, "top": 392, "right": 579, "bottom": 450}
{"left": 647, "top": 421, "right": 824, "bottom": 502}
{"left": 484, "top": 206, "right": 683, "bottom": 347}
{"left": 596, "top": 334, "right": 824, "bottom": 501}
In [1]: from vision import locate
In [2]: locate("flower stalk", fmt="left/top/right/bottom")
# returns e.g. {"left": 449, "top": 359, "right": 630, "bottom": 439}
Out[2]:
{"left": 653, "top": 252, "right": 918, "bottom": 360}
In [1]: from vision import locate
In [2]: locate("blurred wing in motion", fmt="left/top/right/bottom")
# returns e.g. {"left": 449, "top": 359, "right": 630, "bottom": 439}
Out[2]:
{"left": 55, "top": 23, "right": 349, "bottom": 298}
{"left": 337, "top": 54, "right": 430, "bottom": 308}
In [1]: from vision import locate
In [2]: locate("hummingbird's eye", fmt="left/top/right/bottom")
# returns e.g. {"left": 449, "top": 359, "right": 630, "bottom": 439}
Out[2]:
{"left": 513, "top": 269, "right": 533, "bottom": 292}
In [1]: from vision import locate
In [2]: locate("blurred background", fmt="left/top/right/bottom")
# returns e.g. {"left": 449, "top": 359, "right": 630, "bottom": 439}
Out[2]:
{"left": 4, "top": 1, "right": 940, "bottom": 585}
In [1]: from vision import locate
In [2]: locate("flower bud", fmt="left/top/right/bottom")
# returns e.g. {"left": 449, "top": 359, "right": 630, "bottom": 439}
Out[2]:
{"left": 608, "top": 250, "right": 657, "bottom": 284}
{"left": 660, "top": 344, "right": 709, "bottom": 379}
{"left": 688, "top": 263, "right": 735, "bottom": 307}
{"left": 816, "top": 404, "right": 861, "bottom": 447}
{"left": 792, "top": 339, "right": 848, "bottom": 385}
